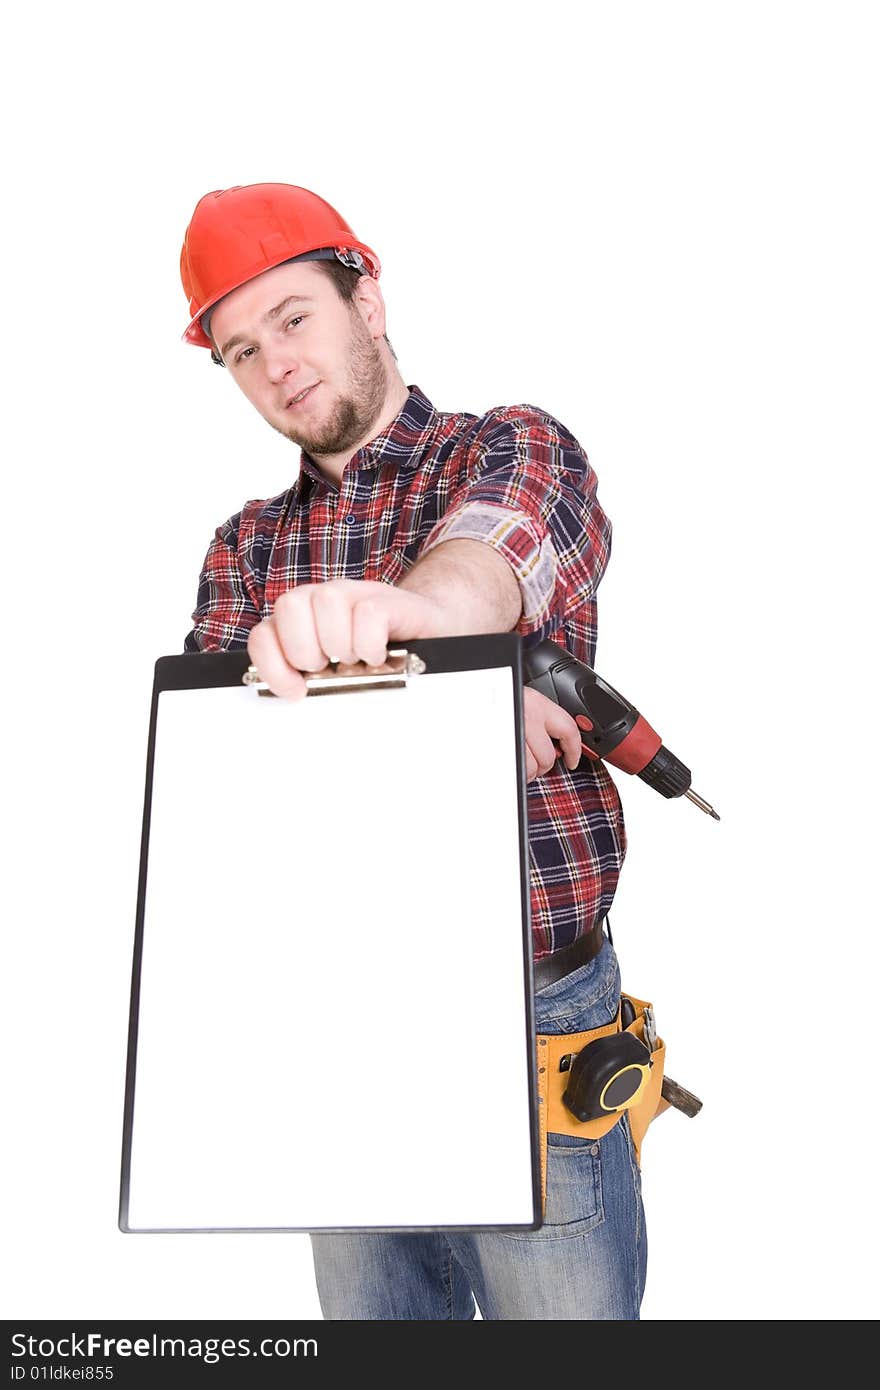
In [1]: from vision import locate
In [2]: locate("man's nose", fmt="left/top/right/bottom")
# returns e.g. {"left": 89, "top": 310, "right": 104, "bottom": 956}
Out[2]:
{"left": 262, "top": 345, "right": 299, "bottom": 386}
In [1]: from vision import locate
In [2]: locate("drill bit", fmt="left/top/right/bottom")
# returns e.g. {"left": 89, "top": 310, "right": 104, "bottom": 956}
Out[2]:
{"left": 685, "top": 788, "right": 721, "bottom": 820}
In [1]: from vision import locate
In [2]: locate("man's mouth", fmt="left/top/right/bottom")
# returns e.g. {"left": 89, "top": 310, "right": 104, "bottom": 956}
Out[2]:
{"left": 285, "top": 383, "right": 319, "bottom": 409}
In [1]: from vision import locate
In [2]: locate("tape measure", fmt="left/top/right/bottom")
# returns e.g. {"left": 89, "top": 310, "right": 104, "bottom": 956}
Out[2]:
{"left": 561, "top": 1031, "right": 653, "bottom": 1122}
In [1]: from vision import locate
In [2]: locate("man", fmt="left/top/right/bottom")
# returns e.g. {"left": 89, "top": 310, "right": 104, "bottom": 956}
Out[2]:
{"left": 180, "top": 183, "right": 643, "bottom": 1319}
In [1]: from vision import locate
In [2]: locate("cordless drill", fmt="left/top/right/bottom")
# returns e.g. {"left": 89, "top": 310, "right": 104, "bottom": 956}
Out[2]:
{"left": 522, "top": 639, "right": 720, "bottom": 819}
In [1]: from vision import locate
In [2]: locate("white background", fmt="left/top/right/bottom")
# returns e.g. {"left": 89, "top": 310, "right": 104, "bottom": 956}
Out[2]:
{"left": 2, "top": 0, "right": 877, "bottom": 1321}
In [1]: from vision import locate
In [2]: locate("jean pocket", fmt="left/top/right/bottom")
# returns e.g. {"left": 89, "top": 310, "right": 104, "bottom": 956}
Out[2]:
{"left": 503, "top": 1133, "right": 604, "bottom": 1242}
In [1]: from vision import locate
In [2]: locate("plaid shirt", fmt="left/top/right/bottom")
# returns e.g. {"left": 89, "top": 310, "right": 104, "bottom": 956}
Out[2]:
{"left": 185, "top": 385, "right": 626, "bottom": 959}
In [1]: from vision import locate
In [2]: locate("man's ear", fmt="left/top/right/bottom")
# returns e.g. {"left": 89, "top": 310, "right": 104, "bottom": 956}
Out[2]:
{"left": 353, "top": 275, "right": 387, "bottom": 341}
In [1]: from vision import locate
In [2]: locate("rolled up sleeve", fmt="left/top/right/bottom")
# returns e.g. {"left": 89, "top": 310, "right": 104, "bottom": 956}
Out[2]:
{"left": 417, "top": 406, "right": 612, "bottom": 640}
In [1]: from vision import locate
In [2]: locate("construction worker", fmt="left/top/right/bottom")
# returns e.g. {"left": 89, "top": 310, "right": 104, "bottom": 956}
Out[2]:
{"left": 180, "top": 183, "right": 643, "bottom": 1319}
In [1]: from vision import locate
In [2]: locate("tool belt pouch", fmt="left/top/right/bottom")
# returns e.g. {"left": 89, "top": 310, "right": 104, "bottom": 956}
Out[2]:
{"left": 535, "top": 993, "right": 666, "bottom": 1211}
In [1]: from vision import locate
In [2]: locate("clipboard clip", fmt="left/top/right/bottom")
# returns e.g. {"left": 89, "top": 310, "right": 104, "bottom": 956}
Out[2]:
{"left": 242, "top": 648, "right": 427, "bottom": 697}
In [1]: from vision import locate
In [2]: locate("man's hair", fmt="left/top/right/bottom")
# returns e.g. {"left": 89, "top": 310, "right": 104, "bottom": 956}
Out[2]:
{"left": 210, "top": 258, "right": 396, "bottom": 365}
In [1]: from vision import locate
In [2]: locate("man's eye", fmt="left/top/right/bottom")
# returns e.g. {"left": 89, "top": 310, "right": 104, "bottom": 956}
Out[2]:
{"left": 235, "top": 346, "right": 257, "bottom": 365}
{"left": 285, "top": 315, "right": 305, "bottom": 330}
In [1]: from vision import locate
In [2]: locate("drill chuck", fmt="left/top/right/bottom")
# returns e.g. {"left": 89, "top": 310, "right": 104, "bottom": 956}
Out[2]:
{"left": 637, "top": 744, "right": 692, "bottom": 799}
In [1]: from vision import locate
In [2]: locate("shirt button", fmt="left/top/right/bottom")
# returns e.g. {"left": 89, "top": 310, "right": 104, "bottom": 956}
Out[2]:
{"left": 345, "top": 514, "right": 356, "bottom": 525}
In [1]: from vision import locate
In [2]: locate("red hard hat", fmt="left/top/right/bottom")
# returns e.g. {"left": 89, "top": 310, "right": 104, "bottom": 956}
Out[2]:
{"left": 180, "top": 183, "right": 381, "bottom": 349}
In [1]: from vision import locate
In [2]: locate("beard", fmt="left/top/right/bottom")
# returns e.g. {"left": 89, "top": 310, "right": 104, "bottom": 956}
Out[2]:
{"left": 277, "top": 310, "right": 389, "bottom": 458}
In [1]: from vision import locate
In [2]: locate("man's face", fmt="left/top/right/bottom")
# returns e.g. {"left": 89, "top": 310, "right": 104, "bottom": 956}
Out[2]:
{"left": 208, "top": 260, "right": 389, "bottom": 457}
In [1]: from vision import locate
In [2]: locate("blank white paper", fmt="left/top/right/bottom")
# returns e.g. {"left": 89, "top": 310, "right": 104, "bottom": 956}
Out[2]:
{"left": 125, "top": 664, "right": 536, "bottom": 1230}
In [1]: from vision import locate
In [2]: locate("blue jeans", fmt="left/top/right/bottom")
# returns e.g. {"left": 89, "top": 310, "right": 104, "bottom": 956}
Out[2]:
{"left": 310, "top": 938, "right": 647, "bottom": 1319}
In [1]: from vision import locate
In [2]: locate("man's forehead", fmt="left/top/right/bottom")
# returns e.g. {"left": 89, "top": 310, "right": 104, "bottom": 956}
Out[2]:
{"left": 209, "top": 260, "right": 329, "bottom": 337}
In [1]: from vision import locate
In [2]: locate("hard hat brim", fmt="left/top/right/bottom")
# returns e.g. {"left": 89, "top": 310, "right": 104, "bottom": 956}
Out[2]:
{"left": 182, "top": 240, "right": 381, "bottom": 350}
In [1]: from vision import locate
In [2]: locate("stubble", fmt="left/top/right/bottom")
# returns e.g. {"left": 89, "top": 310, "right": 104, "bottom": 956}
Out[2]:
{"left": 278, "top": 310, "right": 389, "bottom": 458}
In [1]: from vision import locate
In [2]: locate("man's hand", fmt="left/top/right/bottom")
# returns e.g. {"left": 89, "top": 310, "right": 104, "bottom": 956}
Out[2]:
{"left": 247, "top": 579, "right": 447, "bottom": 700}
{"left": 523, "top": 686, "right": 583, "bottom": 782}
{"left": 248, "top": 580, "right": 582, "bottom": 777}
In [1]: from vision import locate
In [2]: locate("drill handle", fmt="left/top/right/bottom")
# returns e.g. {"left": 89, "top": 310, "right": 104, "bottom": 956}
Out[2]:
{"left": 522, "top": 640, "right": 640, "bottom": 761}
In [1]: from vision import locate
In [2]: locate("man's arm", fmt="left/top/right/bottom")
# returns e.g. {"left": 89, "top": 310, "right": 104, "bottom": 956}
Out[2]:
{"left": 245, "top": 538, "right": 582, "bottom": 780}
{"left": 412, "top": 408, "right": 610, "bottom": 648}
{"left": 185, "top": 516, "right": 263, "bottom": 652}
{"left": 245, "top": 539, "right": 520, "bottom": 700}
{"left": 397, "top": 537, "right": 522, "bottom": 633}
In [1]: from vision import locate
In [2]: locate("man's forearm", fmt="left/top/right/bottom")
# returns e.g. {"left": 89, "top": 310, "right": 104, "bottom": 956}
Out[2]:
{"left": 398, "top": 539, "right": 522, "bottom": 635}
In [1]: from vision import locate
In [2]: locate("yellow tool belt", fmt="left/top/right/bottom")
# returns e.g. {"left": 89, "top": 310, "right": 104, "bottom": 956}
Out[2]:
{"left": 536, "top": 992, "right": 668, "bottom": 1209}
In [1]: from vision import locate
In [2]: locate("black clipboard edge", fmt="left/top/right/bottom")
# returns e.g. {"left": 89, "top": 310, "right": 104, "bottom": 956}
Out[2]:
{"left": 118, "top": 661, "right": 161, "bottom": 1232}
{"left": 151, "top": 632, "right": 521, "bottom": 690}
{"left": 120, "top": 632, "right": 541, "bottom": 1233}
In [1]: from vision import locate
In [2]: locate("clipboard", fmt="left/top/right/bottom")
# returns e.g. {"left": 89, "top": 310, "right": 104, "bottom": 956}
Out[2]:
{"left": 119, "top": 633, "right": 541, "bottom": 1233}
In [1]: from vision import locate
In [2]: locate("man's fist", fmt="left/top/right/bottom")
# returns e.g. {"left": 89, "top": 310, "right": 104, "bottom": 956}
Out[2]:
{"left": 247, "top": 579, "right": 446, "bottom": 700}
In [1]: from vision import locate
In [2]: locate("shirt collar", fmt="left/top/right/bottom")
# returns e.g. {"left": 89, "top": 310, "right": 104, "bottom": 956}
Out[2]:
{"left": 298, "top": 385, "right": 436, "bottom": 494}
